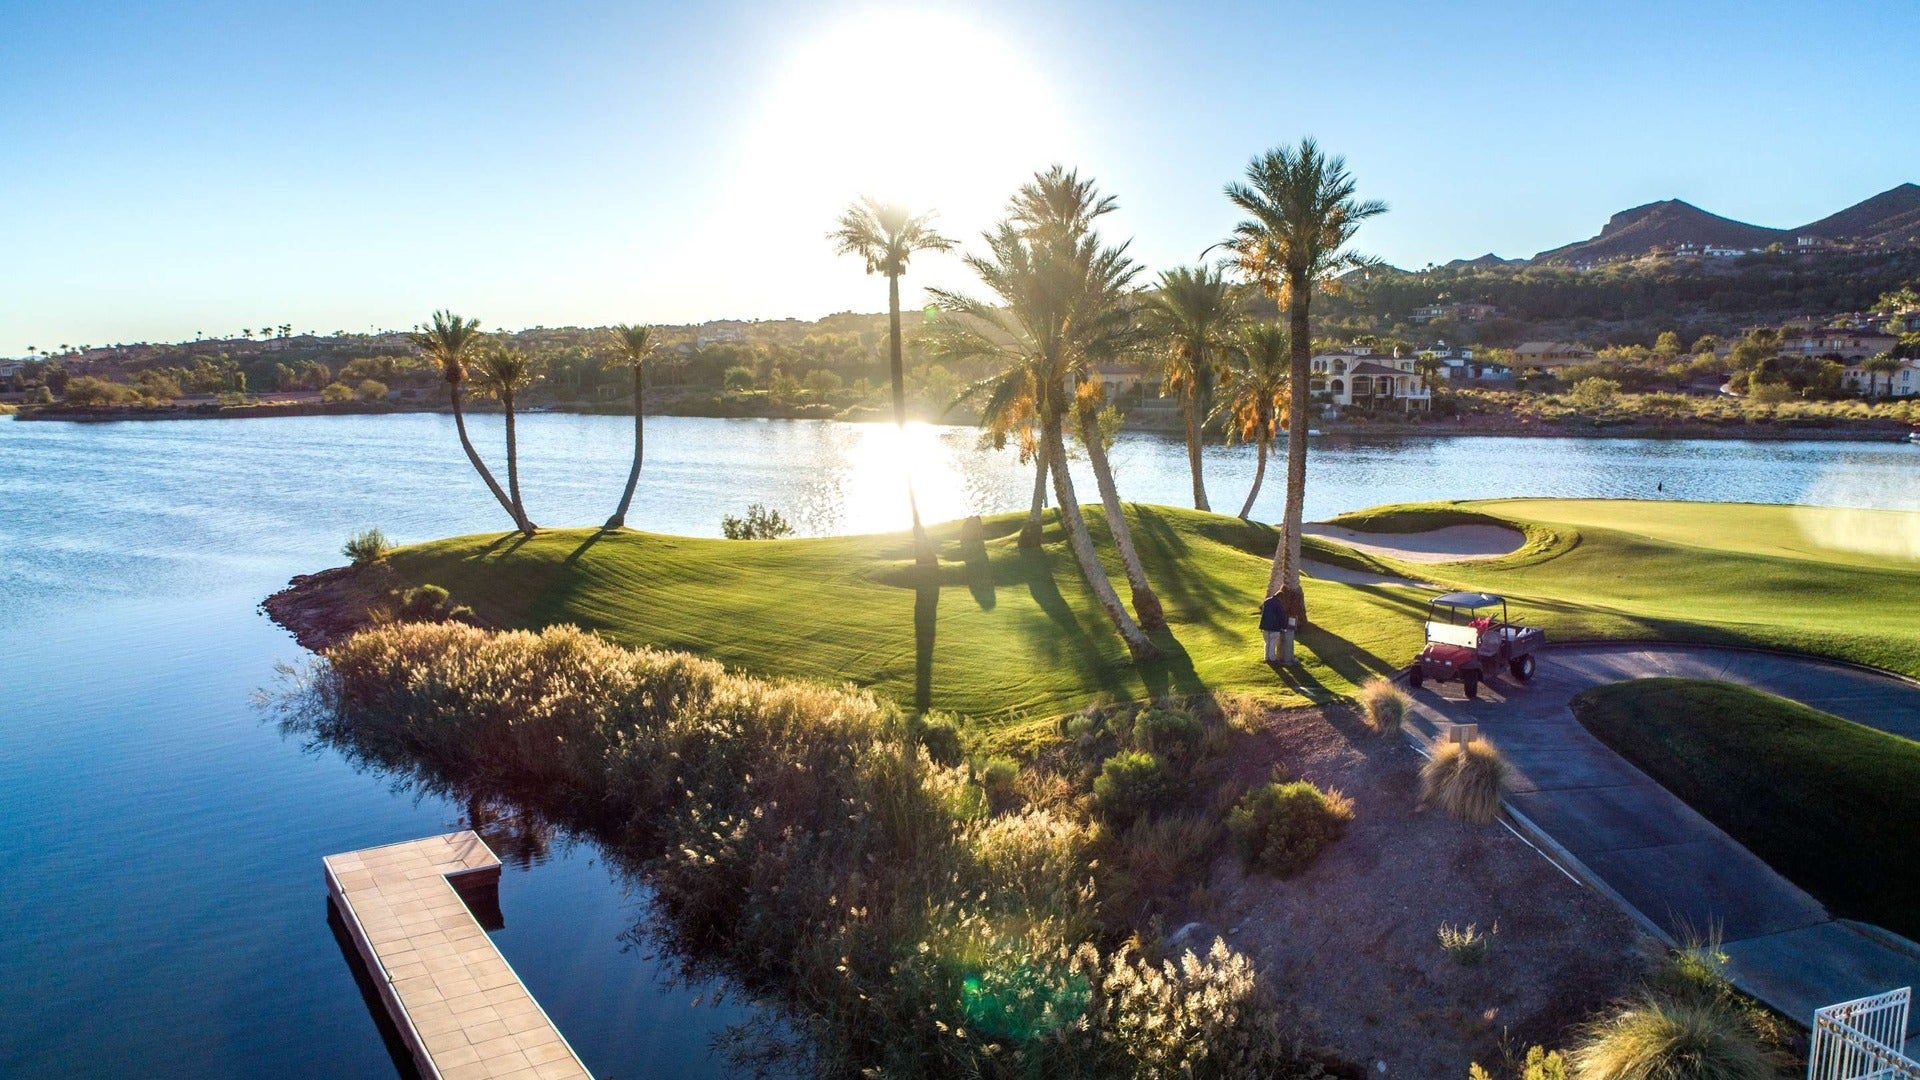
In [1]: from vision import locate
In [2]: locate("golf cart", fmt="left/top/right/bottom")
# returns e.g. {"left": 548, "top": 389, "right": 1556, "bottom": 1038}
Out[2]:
{"left": 1407, "top": 591, "right": 1543, "bottom": 700}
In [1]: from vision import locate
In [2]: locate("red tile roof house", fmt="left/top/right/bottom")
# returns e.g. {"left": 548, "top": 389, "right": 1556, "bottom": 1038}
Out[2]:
{"left": 1308, "top": 349, "right": 1433, "bottom": 412}
{"left": 1513, "top": 341, "right": 1598, "bottom": 371}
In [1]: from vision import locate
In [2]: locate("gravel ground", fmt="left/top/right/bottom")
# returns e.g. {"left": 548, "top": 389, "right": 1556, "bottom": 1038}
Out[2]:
{"left": 1190, "top": 705, "right": 1652, "bottom": 1078}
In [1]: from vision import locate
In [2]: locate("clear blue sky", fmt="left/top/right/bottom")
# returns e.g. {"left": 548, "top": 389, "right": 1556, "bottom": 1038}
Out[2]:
{"left": 3, "top": 0, "right": 1913, "bottom": 354}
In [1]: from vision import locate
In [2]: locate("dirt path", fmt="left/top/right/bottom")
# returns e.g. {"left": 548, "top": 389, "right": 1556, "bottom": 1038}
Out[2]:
{"left": 1302, "top": 523, "right": 1524, "bottom": 563}
{"left": 1402, "top": 643, "right": 1920, "bottom": 1033}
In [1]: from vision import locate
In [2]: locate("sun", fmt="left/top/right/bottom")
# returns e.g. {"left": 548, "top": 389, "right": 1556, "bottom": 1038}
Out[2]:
{"left": 740, "top": 11, "right": 1068, "bottom": 234}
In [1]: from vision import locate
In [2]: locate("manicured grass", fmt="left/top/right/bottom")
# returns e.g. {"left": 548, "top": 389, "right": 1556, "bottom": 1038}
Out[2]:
{"left": 1570, "top": 678, "right": 1920, "bottom": 939}
{"left": 386, "top": 506, "right": 1426, "bottom": 720}
{"left": 1329, "top": 498, "right": 1920, "bottom": 680}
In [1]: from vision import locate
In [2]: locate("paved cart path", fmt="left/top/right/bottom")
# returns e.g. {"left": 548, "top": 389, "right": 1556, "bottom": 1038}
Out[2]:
{"left": 1403, "top": 642, "right": 1920, "bottom": 1033}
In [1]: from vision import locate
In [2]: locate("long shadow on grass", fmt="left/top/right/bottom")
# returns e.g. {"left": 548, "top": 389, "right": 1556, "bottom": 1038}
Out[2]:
{"left": 959, "top": 518, "right": 995, "bottom": 611}
{"left": 1299, "top": 622, "right": 1399, "bottom": 688}
{"left": 563, "top": 528, "right": 614, "bottom": 566}
{"left": 1126, "top": 508, "right": 1264, "bottom": 634}
{"left": 914, "top": 578, "right": 938, "bottom": 713}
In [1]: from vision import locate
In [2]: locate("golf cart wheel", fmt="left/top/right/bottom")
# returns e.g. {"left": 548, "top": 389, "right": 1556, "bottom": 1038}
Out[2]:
{"left": 1510, "top": 655, "right": 1536, "bottom": 681}
{"left": 1407, "top": 667, "right": 1424, "bottom": 689}
{"left": 1463, "top": 671, "right": 1480, "bottom": 700}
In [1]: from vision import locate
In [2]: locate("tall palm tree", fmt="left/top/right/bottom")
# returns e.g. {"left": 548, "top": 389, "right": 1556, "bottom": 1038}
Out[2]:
{"left": 604, "top": 323, "right": 655, "bottom": 529}
{"left": 1009, "top": 167, "right": 1165, "bottom": 630}
{"left": 1224, "top": 139, "right": 1386, "bottom": 614}
{"left": 1213, "top": 321, "right": 1290, "bottom": 520}
{"left": 1861, "top": 353, "right": 1901, "bottom": 400}
{"left": 471, "top": 345, "right": 540, "bottom": 535}
{"left": 972, "top": 374, "right": 1051, "bottom": 547}
{"left": 1142, "top": 265, "right": 1237, "bottom": 512}
{"left": 830, "top": 197, "right": 954, "bottom": 565}
{"left": 932, "top": 211, "right": 1159, "bottom": 662}
{"left": 409, "top": 311, "right": 527, "bottom": 534}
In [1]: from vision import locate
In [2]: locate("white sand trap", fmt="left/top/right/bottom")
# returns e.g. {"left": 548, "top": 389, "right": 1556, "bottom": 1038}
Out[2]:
{"left": 1302, "top": 522, "right": 1524, "bottom": 563}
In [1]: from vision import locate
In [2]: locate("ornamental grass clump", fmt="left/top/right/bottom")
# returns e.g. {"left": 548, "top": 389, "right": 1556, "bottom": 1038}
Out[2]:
{"left": 1226, "top": 780, "right": 1354, "bottom": 877}
{"left": 1421, "top": 737, "right": 1509, "bottom": 823}
{"left": 1569, "top": 995, "right": 1778, "bottom": 1080}
{"left": 1356, "top": 677, "right": 1408, "bottom": 735}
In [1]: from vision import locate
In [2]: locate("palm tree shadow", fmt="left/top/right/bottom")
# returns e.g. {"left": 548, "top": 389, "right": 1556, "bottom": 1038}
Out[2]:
{"left": 958, "top": 516, "right": 995, "bottom": 610}
{"left": 478, "top": 531, "right": 534, "bottom": 560}
{"left": 564, "top": 528, "right": 616, "bottom": 566}
{"left": 914, "top": 578, "right": 939, "bottom": 713}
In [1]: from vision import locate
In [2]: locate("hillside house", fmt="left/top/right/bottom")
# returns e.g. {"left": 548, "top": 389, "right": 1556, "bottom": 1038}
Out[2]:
{"left": 1308, "top": 348, "right": 1432, "bottom": 411}
{"left": 1513, "top": 341, "right": 1597, "bottom": 370}
{"left": 1410, "top": 301, "right": 1500, "bottom": 324}
{"left": 1777, "top": 327, "right": 1898, "bottom": 361}
{"left": 1840, "top": 356, "right": 1920, "bottom": 398}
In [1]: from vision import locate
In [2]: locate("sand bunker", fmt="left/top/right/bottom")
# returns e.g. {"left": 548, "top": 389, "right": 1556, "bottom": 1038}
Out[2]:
{"left": 1302, "top": 522, "right": 1524, "bottom": 563}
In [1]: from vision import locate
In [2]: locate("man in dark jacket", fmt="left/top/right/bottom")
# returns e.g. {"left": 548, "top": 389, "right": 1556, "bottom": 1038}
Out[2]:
{"left": 1260, "top": 590, "right": 1292, "bottom": 663}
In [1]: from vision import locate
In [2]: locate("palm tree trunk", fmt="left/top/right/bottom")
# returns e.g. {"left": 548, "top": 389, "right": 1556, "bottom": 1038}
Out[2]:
{"left": 888, "top": 272, "right": 935, "bottom": 565}
{"left": 1076, "top": 401, "right": 1165, "bottom": 630}
{"left": 1183, "top": 390, "right": 1210, "bottom": 511}
{"left": 1046, "top": 416, "right": 1158, "bottom": 662}
{"left": 1239, "top": 437, "right": 1268, "bottom": 520}
{"left": 501, "top": 389, "right": 534, "bottom": 535}
{"left": 1267, "top": 275, "right": 1312, "bottom": 623}
{"left": 1019, "top": 451, "right": 1047, "bottom": 548}
{"left": 606, "top": 366, "right": 644, "bottom": 528}
{"left": 449, "top": 381, "right": 524, "bottom": 532}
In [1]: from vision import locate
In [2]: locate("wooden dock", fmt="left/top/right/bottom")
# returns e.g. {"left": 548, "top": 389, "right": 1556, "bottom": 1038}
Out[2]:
{"left": 325, "top": 832, "right": 593, "bottom": 1080}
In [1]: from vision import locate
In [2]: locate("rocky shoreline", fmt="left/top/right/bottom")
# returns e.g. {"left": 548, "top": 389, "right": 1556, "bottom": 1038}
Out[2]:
{"left": 260, "top": 563, "right": 406, "bottom": 653}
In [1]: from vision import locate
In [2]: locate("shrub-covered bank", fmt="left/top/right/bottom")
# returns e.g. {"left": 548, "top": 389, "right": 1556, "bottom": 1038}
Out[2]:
{"left": 278, "top": 621, "right": 1341, "bottom": 1079}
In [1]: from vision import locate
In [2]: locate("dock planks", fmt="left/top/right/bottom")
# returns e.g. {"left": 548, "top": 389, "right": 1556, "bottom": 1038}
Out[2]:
{"left": 324, "top": 832, "right": 592, "bottom": 1080}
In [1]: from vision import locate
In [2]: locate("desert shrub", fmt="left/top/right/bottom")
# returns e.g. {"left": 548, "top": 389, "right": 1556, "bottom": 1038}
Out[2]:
{"left": 1566, "top": 377, "right": 1621, "bottom": 410}
{"left": 1469, "top": 1045, "right": 1568, "bottom": 1080}
{"left": 1421, "top": 738, "right": 1509, "bottom": 823}
{"left": 320, "top": 381, "right": 354, "bottom": 402}
{"left": 968, "top": 808, "right": 1097, "bottom": 925}
{"left": 1226, "top": 780, "right": 1353, "bottom": 877}
{"left": 1127, "top": 706, "right": 1204, "bottom": 763}
{"left": 1093, "top": 939, "right": 1308, "bottom": 1079}
{"left": 1437, "top": 920, "right": 1497, "bottom": 965}
{"left": 1103, "top": 812, "right": 1222, "bottom": 918}
{"left": 722, "top": 364, "right": 755, "bottom": 391}
{"left": 1570, "top": 995, "right": 1778, "bottom": 1080}
{"left": 721, "top": 503, "right": 795, "bottom": 539}
{"left": 1356, "top": 677, "right": 1408, "bottom": 735}
{"left": 1212, "top": 690, "right": 1273, "bottom": 733}
{"left": 342, "top": 527, "right": 392, "bottom": 566}
{"left": 1094, "top": 751, "right": 1179, "bottom": 824}
{"left": 398, "top": 584, "right": 452, "bottom": 620}
{"left": 62, "top": 376, "right": 137, "bottom": 405}
{"left": 978, "top": 755, "right": 1021, "bottom": 809}
{"left": 913, "top": 713, "right": 964, "bottom": 767}
{"left": 1746, "top": 380, "right": 1792, "bottom": 405}
{"left": 356, "top": 378, "right": 388, "bottom": 402}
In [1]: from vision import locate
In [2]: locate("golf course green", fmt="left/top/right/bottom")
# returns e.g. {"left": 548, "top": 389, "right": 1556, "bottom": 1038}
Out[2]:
{"left": 380, "top": 498, "right": 1920, "bottom": 719}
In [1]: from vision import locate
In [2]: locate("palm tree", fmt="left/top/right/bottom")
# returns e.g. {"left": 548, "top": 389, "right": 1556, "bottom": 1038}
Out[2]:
{"left": 830, "top": 197, "right": 954, "bottom": 565}
{"left": 1224, "top": 139, "right": 1386, "bottom": 615}
{"left": 471, "top": 345, "right": 540, "bottom": 534}
{"left": 1010, "top": 167, "right": 1165, "bottom": 630}
{"left": 1861, "top": 353, "right": 1901, "bottom": 400}
{"left": 1142, "top": 265, "right": 1237, "bottom": 511}
{"left": 410, "top": 312, "right": 527, "bottom": 535}
{"left": 1213, "top": 321, "right": 1290, "bottom": 520}
{"left": 604, "top": 323, "right": 655, "bottom": 529}
{"left": 932, "top": 207, "right": 1159, "bottom": 661}
{"left": 1415, "top": 351, "right": 1444, "bottom": 394}
{"left": 972, "top": 373, "right": 1051, "bottom": 547}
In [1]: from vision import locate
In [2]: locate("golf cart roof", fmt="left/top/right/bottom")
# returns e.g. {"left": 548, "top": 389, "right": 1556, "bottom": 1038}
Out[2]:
{"left": 1430, "top": 591, "right": 1505, "bottom": 609}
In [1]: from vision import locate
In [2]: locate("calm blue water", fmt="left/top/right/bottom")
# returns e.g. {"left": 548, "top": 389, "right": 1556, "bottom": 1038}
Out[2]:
{"left": 0, "top": 412, "right": 1914, "bottom": 1078}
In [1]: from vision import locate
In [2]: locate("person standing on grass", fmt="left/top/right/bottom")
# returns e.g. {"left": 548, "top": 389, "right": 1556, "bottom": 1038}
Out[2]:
{"left": 1261, "top": 589, "right": 1291, "bottom": 663}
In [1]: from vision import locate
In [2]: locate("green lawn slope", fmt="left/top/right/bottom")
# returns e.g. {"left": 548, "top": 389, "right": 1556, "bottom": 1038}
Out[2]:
{"left": 386, "top": 507, "right": 1425, "bottom": 721}
{"left": 1326, "top": 498, "right": 1920, "bottom": 680}
{"left": 1571, "top": 678, "right": 1920, "bottom": 939}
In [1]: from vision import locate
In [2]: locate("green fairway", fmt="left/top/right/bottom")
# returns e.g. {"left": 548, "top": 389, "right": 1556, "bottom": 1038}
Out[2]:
{"left": 387, "top": 507, "right": 1425, "bottom": 720}
{"left": 1571, "top": 678, "right": 1920, "bottom": 939}
{"left": 1329, "top": 498, "right": 1920, "bottom": 680}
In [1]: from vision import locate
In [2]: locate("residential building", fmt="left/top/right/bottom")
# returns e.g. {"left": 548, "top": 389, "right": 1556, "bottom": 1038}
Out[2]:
{"left": 1777, "top": 327, "right": 1899, "bottom": 361}
{"left": 1839, "top": 356, "right": 1920, "bottom": 398}
{"left": 1410, "top": 301, "right": 1500, "bottom": 324}
{"left": 1513, "top": 341, "right": 1597, "bottom": 370}
{"left": 1307, "top": 348, "right": 1432, "bottom": 411}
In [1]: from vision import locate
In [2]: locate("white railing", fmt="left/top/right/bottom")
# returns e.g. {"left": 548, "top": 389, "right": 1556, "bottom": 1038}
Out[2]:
{"left": 1810, "top": 988, "right": 1918, "bottom": 1080}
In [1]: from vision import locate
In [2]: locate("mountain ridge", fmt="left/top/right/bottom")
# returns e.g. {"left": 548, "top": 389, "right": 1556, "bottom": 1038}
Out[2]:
{"left": 1522, "top": 184, "right": 1919, "bottom": 265}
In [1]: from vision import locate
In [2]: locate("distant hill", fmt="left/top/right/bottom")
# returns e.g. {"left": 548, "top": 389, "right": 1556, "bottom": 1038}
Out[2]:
{"left": 1445, "top": 253, "right": 1524, "bottom": 270}
{"left": 1532, "top": 200, "right": 1784, "bottom": 264}
{"left": 1527, "top": 184, "right": 1920, "bottom": 265}
{"left": 1793, "top": 182, "right": 1920, "bottom": 245}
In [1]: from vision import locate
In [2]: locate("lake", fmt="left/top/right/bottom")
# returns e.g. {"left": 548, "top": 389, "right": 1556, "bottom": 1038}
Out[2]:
{"left": 1, "top": 412, "right": 1914, "bottom": 1078}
